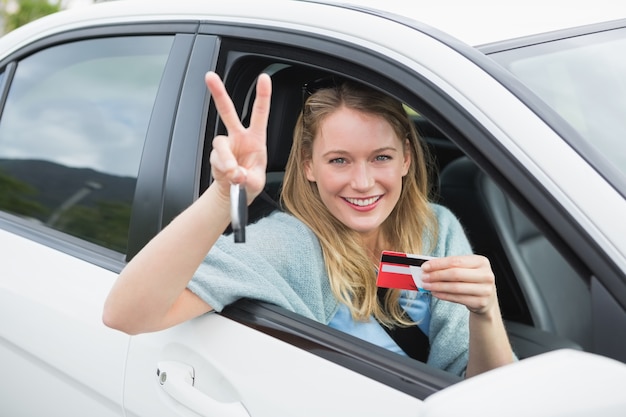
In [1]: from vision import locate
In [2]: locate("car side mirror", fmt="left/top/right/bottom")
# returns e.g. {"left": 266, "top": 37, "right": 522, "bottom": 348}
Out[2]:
{"left": 422, "top": 349, "right": 626, "bottom": 417}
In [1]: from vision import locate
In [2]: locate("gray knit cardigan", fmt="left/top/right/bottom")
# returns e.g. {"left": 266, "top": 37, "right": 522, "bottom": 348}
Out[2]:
{"left": 188, "top": 204, "right": 472, "bottom": 376}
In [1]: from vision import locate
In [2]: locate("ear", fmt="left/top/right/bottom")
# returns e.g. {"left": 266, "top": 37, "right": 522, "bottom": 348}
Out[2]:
{"left": 304, "top": 159, "right": 316, "bottom": 182}
{"left": 402, "top": 139, "right": 411, "bottom": 176}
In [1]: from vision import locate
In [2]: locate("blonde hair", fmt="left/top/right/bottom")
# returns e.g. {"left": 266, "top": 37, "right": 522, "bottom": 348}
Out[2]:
{"left": 281, "top": 79, "right": 437, "bottom": 327}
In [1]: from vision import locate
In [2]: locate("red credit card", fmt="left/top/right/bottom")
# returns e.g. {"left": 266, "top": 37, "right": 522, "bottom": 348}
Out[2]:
{"left": 376, "top": 250, "right": 434, "bottom": 292}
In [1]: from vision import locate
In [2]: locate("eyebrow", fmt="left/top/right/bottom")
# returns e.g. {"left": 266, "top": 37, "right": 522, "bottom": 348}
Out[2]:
{"left": 321, "top": 146, "right": 399, "bottom": 158}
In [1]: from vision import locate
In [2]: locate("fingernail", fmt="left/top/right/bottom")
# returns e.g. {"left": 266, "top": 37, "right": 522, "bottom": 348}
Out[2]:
{"left": 232, "top": 167, "right": 248, "bottom": 184}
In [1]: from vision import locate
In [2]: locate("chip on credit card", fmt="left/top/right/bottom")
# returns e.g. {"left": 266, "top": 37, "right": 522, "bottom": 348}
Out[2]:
{"left": 376, "top": 250, "right": 434, "bottom": 293}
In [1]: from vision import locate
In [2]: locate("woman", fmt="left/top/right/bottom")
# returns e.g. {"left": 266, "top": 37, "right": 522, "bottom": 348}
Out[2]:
{"left": 103, "top": 71, "right": 514, "bottom": 377}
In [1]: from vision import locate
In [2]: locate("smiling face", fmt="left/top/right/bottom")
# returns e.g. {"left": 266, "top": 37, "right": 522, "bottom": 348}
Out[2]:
{"left": 304, "top": 105, "right": 410, "bottom": 240}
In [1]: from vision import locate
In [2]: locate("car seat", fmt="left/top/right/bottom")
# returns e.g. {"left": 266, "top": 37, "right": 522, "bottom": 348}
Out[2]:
{"left": 438, "top": 156, "right": 592, "bottom": 356}
{"left": 244, "top": 65, "right": 328, "bottom": 224}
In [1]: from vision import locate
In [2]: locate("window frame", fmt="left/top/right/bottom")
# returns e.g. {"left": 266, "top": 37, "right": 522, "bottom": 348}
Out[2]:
{"left": 171, "top": 21, "right": 626, "bottom": 384}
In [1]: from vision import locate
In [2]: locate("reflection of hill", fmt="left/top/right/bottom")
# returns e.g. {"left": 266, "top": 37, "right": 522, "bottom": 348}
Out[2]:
{"left": 0, "top": 158, "right": 136, "bottom": 215}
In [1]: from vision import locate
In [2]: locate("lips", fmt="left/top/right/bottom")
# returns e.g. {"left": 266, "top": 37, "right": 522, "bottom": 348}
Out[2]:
{"left": 343, "top": 195, "right": 381, "bottom": 207}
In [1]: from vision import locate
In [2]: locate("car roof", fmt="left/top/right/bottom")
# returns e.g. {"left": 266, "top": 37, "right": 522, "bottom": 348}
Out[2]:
{"left": 340, "top": 0, "right": 626, "bottom": 46}
{"left": 1, "top": 0, "right": 625, "bottom": 54}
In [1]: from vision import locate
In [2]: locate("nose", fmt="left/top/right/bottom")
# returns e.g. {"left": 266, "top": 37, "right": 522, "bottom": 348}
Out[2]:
{"left": 351, "top": 162, "right": 374, "bottom": 191}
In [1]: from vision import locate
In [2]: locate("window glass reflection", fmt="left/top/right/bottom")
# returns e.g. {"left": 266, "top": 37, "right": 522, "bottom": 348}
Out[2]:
{"left": 0, "top": 36, "right": 173, "bottom": 253}
{"left": 492, "top": 28, "right": 626, "bottom": 179}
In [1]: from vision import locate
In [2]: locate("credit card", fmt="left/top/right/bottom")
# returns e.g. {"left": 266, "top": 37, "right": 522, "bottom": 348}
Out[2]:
{"left": 376, "top": 250, "right": 434, "bottom": 292}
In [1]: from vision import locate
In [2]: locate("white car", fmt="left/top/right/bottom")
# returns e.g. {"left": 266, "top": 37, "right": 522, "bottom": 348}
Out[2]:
{"left": 1, "top": 1, "right": 626, "bottom": 416}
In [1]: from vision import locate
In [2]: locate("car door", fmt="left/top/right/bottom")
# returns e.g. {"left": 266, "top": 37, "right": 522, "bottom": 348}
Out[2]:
{"left": 0, "top": 24, "right": 198, "bottom": 416}
{"left": 120, "top": 5, "right": 626, "bottom": 416}
{"left": 120, "top": 26, "right": 471, "bottom": 417}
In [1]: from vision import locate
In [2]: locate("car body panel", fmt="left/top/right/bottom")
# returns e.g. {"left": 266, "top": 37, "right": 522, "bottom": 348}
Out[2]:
{"left": 346, "top": 0, "right": 626, "bottom": 46}
{"left": 124, "top": 314, "right": 425, "bottom": 417}
{"left": 0, "top": 228, "right": 127, "bottom": 416}
{"left": 3, "top": 0, "right": 626, "bottom": 51}
{"left": 422, "top": 349, "right": 626, "bottom": 417}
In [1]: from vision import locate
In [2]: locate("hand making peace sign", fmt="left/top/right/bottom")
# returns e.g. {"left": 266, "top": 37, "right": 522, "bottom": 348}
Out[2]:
{"left": 205, "top": 71, "right": 272, "bottom": 204}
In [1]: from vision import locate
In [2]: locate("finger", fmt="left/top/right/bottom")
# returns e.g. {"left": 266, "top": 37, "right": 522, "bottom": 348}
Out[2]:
{"left": 248, "top": 73, "right": 272, "bottom": 138}
{"left": 205, "top": 71, "right": 245, "bottom": 135}
{"left": 429, "top": 292, "right": 493, "bottom": 314}
{"left": 422, "top": 254, "right": 488, "bottom": 272}
{"left": 424, "top": 280, "right": 493, "bottom": 297}
{"left": 209, "top": 135, "right": 238, "bottom": 179}
{"left": 423, "top": 267, "right": 494, "bottom": 286}
{"left": 422, "top": 268, "right": 495, "bottom": 291}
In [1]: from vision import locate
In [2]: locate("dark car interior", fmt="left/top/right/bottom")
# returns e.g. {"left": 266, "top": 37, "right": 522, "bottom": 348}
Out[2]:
{"left": 215, "top": 59, "right": 592, "bottom": 363}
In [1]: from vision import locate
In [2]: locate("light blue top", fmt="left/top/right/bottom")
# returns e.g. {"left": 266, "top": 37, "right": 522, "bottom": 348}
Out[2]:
{"left": 328, "top": 290, "right": 431, "bottom": 356}
{"left": 188, "top": 204, "right": 473, "bottom": 376}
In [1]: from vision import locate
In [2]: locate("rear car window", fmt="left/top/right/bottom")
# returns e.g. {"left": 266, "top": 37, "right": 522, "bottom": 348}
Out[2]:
{"left": 0, "top": 36, "right": 173, "bottom": 253}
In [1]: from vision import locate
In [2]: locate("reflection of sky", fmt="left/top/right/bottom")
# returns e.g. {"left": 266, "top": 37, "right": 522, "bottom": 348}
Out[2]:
{"left": 0, "top": 37, "right": 172, "bottom": 177}
{"left": 0, "top": 89, "right": 152, "bottom": 177}
{"left": 495, "top": 30, "right": 626, "bottom": 174}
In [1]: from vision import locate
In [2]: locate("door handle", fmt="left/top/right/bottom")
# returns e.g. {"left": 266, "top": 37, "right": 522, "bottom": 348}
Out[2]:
{"left": 157, "top": 361, "right": 250, "bottom": 417}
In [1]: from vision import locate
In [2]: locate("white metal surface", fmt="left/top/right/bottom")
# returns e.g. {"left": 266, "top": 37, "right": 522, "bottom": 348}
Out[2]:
{"left": 2, "top": 0, "right": 626, "bottom": 56}
{"left": 345, "top": 0, "right": 626, "bottom": 46}
{"left": 0, "top": 228, "right": 128, "bottom": 416}
{"left": 423, "top": 349, "right": 626, "bottom": 417}
{"left": 124, "top": 313, "right": 423, "bottom": 417}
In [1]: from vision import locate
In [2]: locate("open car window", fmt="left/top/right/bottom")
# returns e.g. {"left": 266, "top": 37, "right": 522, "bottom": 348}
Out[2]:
{"left": 195, "top": 36, "right": 594, "bottom": 386}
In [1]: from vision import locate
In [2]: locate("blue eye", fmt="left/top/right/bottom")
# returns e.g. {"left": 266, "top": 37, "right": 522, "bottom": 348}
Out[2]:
{"left": 375, "top": 155, "right": 391, "bottom": 161}
{"left": 330, "top": 157, "right": 346, "bottom": 164}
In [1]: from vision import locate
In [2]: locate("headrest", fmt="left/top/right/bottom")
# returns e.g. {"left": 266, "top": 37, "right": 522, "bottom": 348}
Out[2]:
{"left": 265, "top": 65, "right": 327, "bottom": 172}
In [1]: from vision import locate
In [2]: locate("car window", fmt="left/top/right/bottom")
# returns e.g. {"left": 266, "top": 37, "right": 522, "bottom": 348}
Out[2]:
{"left": 0, "top": 36, "right": 173, "bottom": 253}
{"left": 490, "top": 27, "right": 626, "bottom": 184}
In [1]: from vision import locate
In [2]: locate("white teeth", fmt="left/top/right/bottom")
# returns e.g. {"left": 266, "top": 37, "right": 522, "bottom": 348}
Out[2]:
{"left": 345, "top": 196, "right": 380, "bottom": 206}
